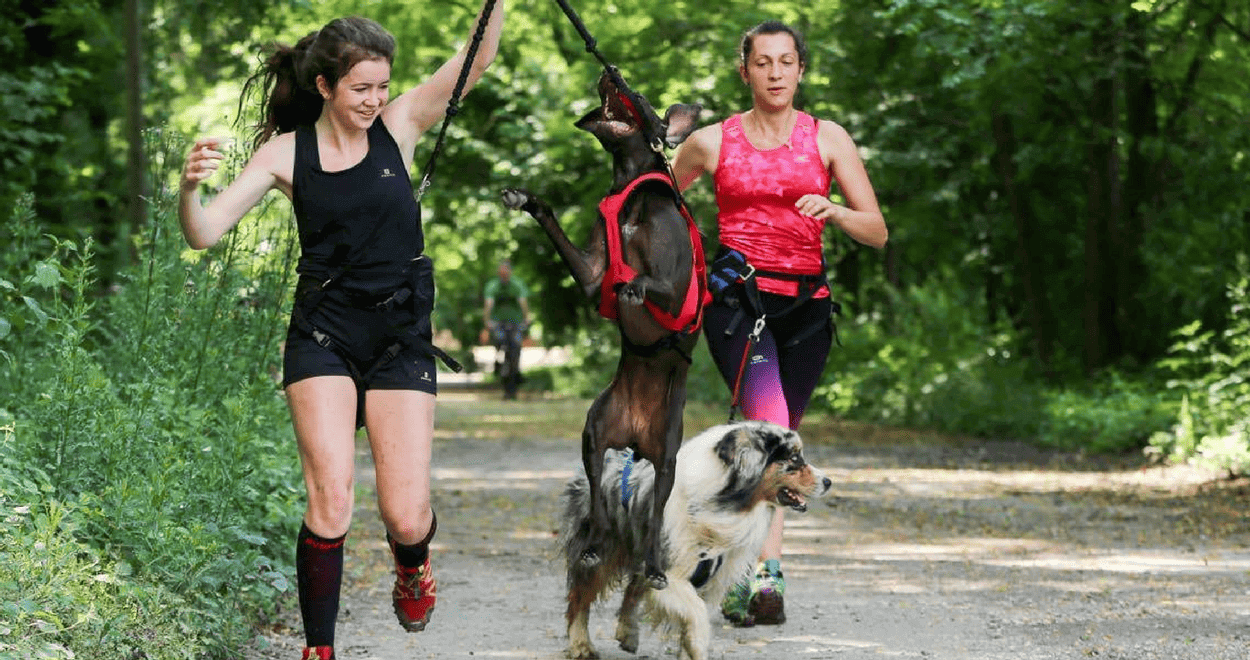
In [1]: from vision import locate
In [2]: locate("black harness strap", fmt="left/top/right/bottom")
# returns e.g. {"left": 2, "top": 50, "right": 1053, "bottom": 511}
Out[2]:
{"left": 621, "top": 331, "right": 694, "bottom": 364}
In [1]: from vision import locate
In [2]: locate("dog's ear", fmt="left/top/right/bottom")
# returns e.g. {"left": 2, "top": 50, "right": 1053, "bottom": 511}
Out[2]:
{"left": 663, "top": 104, "right": 703, "bottom": 148}
{"left": 713, "top": 424, "right": 769, "bottom": 510}
{"left": 715, "top": 424, "right": 766, "bottom": 469}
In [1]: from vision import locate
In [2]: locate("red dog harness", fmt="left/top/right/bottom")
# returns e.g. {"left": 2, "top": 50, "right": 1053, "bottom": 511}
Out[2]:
{"left": 597, "top": 171, "right": 710, "bottom": 334}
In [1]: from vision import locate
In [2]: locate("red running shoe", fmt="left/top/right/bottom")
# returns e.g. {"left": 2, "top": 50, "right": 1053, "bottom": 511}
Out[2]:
{"left": 392, "top": 556, "right": 437, "bottom": 632}
{"left": 300, "top": 647, "right": 334, "bottom": 660}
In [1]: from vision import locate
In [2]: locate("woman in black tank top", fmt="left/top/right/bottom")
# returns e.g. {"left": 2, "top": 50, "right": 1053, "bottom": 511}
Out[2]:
{"left": 176, "top": 5, "right": 507, "bottom": 658}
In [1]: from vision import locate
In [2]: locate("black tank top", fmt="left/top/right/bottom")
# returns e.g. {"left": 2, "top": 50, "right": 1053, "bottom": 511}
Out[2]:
{"left": 292, "top": 120, "right": 423, "bottom": 295}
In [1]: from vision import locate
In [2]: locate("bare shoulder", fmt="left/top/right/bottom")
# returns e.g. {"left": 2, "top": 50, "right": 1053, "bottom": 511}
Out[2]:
{"left": 673, "top": 122, "right": 723, "bottom": 188}
{"left": 689, "top": 122, "right": 723, "bottom": 151}
{"left": 815, "top": 118, "right": 855, "bottom": 148}
{"left": 251, "top": 132, "right": 296, "bottom": 195}
{"left": 815, "top": 118, "right": 861, "bottom": 169}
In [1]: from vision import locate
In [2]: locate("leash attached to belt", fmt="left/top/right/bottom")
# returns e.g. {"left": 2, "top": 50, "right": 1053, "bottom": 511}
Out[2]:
{"left": 721, "top": 256, "right": 835, "bottom": 422}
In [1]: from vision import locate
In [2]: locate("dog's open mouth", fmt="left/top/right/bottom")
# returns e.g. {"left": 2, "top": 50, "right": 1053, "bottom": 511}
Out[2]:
{"left": 778, "top": 488, "right": 808, "bottom": 512}
{"left": 598, "top": 73, "right": 641, "bottom": 133}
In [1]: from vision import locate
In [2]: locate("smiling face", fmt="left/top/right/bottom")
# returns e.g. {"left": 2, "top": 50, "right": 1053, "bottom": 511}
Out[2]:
{"left": 739, "top": 32, "right": 805, "bottom": 111}
{"left": 317, "top": 57, "right": 391, "bottom": 130}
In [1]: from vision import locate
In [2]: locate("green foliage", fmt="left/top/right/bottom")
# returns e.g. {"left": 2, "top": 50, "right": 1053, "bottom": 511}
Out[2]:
{"left": 818, "top": 270, "right": 1046, "bottom": 439}
{"left": 0, "top": 129, "right": 303, "bottom": 657}
{"left": 1037, "top": 374, "right": 1174, "bottom": 453}
{"left": 1149, "top": 254, "right": 1250, "bottom": 473}
{"left": 0, "top": 470, "right": 207, "bottom": 659}
{"left": 0, "top": 63, "right": 76, "bottom": 207}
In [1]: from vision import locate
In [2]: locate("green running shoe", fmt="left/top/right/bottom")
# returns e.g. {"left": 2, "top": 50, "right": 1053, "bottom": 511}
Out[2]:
{"left": 720, "top": 577, "right": 754, "bottom": 626}
{"left": 748, "top": 559, "right": 786, "bottom": 625}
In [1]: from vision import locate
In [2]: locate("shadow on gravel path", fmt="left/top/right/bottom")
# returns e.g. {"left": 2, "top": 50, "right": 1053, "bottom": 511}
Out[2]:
{"left": 246, "top": 391, "right": 1250, "bottom": 660}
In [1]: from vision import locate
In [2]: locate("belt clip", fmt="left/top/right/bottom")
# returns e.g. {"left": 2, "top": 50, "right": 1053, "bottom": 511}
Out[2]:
{"left": 741, "top": 263, "right": 756, "bottom": 282}
{"left": 749, "top": 317, "right": 766, "bottom": 342}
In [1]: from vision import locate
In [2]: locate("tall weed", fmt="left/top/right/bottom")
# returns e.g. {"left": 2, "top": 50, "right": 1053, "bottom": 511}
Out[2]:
{"left": 0, "top": 127, "right": 303, "bottom": 657}
{"left": 1150, "top": 253, "right": 1250, "bottom": 473}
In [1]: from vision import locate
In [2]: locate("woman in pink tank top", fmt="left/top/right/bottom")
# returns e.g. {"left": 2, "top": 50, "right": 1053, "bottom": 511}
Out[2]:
{"left": 673, "top": 20, "right": 887, "bottom": 628}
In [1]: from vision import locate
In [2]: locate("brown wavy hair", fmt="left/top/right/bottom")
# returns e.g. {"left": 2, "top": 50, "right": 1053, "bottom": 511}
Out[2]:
{"left": 238, "top": 16, "right": 396, "bottom": 150}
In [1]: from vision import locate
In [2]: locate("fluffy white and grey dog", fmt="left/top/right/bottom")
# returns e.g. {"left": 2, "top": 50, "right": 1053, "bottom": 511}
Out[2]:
{"left": 558, "top": 420, "right": 832, "bottom": 660}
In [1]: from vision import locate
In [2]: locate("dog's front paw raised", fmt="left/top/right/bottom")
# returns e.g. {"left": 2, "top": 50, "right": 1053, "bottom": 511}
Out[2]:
{"left": 500, "top": 188, "right": 532, "bottom": 211}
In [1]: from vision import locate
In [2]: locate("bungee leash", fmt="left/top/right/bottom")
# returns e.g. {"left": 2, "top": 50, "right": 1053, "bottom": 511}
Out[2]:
{"left": 415, "top": 0, "right": 500, "bottom": 203}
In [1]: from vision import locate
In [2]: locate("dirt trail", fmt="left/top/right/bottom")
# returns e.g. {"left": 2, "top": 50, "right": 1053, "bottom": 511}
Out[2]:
{"left": 246, "top": 390, "right": 1250, "bottom": 660}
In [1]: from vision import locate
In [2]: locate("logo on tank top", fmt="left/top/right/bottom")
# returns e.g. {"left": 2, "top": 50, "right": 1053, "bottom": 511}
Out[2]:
{"left": 380, "top": 168, "right": 397, "bottom": 178}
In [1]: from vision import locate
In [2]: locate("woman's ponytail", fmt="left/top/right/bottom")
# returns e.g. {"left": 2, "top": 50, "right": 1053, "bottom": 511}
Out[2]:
{"left": 238, "top": 32, "right": 323, "bottom": 150}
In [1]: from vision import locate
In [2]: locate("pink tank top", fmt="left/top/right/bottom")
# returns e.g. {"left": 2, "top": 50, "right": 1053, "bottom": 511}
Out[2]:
{"left": 714, "top": 112, "right": 831, "bottom": 297}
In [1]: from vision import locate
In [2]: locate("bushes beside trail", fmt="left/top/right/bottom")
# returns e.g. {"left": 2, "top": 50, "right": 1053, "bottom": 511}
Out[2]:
{"left": 1, "top": 152, "right": 303, "bottom": 659}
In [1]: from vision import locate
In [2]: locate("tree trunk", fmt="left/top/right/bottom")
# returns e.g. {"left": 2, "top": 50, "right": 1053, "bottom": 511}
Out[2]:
{"left": 1082, "top": 2, "right": 1124, "bottom": 373}
{"left": 1119, "top": 8, "right": 1158, "bottom": 361}
{"left": 990, "top": 108, "right": 1054, "bottom": 373}
{"left": 122, "top": 0, "right": 146, "bottom": 271}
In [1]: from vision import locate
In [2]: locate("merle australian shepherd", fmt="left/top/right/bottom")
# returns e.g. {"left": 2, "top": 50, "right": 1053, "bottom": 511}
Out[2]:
{"left": 558, "top": 421, "right": 832, "bottom": 660}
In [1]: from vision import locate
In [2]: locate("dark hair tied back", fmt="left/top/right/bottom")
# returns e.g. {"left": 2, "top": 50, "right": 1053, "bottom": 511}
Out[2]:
{"left": 237, "top": 17, "right": 396, "bottom": 150}
{"left": 740, "top": 21, "right": 808, "bottom": 68}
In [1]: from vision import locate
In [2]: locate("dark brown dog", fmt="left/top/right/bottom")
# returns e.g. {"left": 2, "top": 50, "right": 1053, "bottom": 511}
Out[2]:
{"left": 502, "top": 71, "right": 703, "bottom": 590}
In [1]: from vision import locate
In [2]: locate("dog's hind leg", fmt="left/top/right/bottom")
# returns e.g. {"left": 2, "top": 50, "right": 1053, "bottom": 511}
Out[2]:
{"left": 614, "top": 575, "right": 646, "bottom": 653}
{"left": 565, "top": 562, "right": 602, "bottom": 659}
{"left": 642, "top": 384, "right": 687, "bottom": 591}
{"left": 578, "top": 397, "right": 612, "bottom": 568}
{"left": 566, "top": 598, "right": 598, "bottom": 659}
{"left": 642, "top": 447, "right": 676, "bottom": 590}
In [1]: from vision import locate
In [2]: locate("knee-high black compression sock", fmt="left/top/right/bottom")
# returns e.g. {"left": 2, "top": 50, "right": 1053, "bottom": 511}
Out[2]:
{"left": 296, "top": 523, "right": 346, "bottom": 649}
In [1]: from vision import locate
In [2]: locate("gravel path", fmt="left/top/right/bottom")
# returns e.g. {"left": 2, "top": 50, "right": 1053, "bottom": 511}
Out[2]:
{"left": 245, "top": 390, "right": 1250, "bottom": 660}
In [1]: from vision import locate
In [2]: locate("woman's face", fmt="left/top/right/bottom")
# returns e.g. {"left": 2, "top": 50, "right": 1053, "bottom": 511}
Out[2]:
{"left": 740, "top": 32, "right": 804, "bottom": 110}
{"left": 319, "top": 57, "right": 391, "bottom": 130}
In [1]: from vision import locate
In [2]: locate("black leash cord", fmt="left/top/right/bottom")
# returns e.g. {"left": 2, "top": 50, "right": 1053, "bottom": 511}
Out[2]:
{"left": 550, "top": 0, "right": 634, "bottom": 117}
{"left": 416, "top": 0, "right": 500, "bottom": 202}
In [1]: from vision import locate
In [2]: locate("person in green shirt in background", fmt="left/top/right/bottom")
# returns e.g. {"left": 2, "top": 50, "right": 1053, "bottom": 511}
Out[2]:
{"left": 482, "top": 259, "right": 530, "bottom": 399}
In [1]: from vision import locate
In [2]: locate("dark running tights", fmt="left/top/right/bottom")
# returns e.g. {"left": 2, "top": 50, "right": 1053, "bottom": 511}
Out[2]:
{"left": 702, "top": 292, "right": 834, "bottom": 430}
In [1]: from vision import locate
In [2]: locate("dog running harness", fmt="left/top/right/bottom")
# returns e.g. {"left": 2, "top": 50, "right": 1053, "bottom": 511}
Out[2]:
{"left": 597, "top": 172, "right": 710, "bottom": 356}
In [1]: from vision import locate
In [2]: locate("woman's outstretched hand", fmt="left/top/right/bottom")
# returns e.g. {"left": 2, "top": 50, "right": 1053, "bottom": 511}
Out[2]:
{"left": 181, "top": 137, "right": 230, "bottom": 193}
